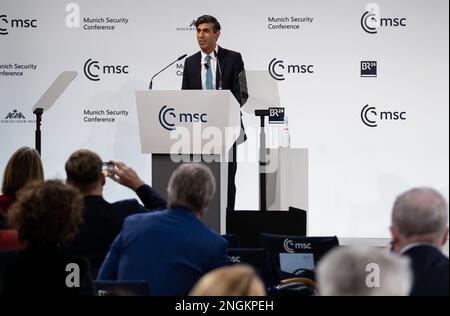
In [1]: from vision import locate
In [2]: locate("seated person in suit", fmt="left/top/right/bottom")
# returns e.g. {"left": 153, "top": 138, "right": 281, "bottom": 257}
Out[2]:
{"left": 63, "top": 149, "right": 166, "bottom": 277}
{"left": 390, "top": 187, "right": 449, "bottom": 296}
{"left": 317, "top": 246, "right": 411, "bottom": 296}
{"left": 98, "top": 163, "right": 229, "bottom": 296}
{"left": 0, "top": 180, "right": 95, "bottom": 296}
{"left": 190, "top": 264, "right": 266, "bottom": 296}
{"left": 0, "top": 146, "right": 44, "bottom": 252}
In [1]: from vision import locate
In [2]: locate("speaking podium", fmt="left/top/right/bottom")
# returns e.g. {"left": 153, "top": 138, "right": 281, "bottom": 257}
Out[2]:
{"left": 135, "top": 90, "right": 241, "bottom": 233}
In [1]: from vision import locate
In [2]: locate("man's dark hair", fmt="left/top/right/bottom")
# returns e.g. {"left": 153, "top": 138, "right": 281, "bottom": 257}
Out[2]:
{"left": 195, "top": 15, "right": 221, "bottom": 32}
{"left": 65, "top": 149, "right": 102, "bottom": 194}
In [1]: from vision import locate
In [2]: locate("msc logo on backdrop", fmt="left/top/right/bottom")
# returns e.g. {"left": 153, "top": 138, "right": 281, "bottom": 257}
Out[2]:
{"left": 83, "top": 59, "right": 129, "bottom": 81}
{"left": 361, "top": 3, "right": 406, "bottom": 34}
{"left": 283, "top": 239, "right": 312, "bottom": 253}
{"left": 159, "top": 105, "right": 208, "bottom": 131}
{"left": 268, "top": 58, "right": 314, "bottom": 81}
{"left": 0, "top": 14, "right": 37, "bottom": 35}
{"left": 361, "top": 61, "right": 377, "bottom": 77}
{"left": 361, "top": 104, "right": 407, "bottom": 127}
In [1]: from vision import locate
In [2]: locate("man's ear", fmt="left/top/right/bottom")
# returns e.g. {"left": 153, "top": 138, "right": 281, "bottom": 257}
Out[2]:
{"left": 390, "top": 225, "right": 400, "bottom": 251}
{"left": 214, "top": 30, "right": 221, "bottom": 41}
{"left": 100, "top": 174, "right": 106, "bottom": 186}
{"left": 390, "top": 225, "right": 397, "bottom": 239}
{"left": 440, "top": 226, "right": 449, "bottom": 246}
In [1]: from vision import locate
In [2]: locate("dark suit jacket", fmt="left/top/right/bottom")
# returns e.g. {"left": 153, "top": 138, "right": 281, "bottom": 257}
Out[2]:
{"left": 64, "top": 184, "right": 166, "bottom": 277}
{"left": 403, "top": 244, "right": 449, "bottom": 296}
{"left": 182, "top": 46, "right": 247, "bottom": 142}
{"left": 0, "top": 245, "right": 96, "bottom": 296}
{"left": 97, "top": 206, "right": 228, "bottom": 296}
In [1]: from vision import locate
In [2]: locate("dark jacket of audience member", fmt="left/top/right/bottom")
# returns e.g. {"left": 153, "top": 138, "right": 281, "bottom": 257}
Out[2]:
{"left": 66, "top": 185, "right": 166, "bottom": 276}
{"left": 98, "top": 163, "right": 228, "bottom": 296}
{"left": 0, "top": 180, "right": 95, "bottom": 296}
{"left": 403, "top": 245, "right": 449, "bottom": 296}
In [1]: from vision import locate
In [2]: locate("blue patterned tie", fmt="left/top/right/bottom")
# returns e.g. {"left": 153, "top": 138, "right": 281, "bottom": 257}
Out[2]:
{"left": 205, "top": 55, "right": 213, "bottom": 90}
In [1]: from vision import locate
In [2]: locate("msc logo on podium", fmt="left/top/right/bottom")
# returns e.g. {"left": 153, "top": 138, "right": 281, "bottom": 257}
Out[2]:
{"left": 159, "top": 105, "right": 208, "bottom": 131}
{"left": 159, "top": 105, "right": 176, "bottom": 131}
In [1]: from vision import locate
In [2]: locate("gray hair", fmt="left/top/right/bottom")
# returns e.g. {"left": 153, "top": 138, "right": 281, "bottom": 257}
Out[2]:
{"left": 167, "top": 163, "right": 216, "bottom": 214}
{"left": 317, "top": 246, "right": 412, "bottom": 296}
{"left": 392, "top": 187, "right": 448, "bottom": 238}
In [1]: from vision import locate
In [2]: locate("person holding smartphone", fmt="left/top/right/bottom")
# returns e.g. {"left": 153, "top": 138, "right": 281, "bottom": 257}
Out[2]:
{"left": 63, "top": 149, "right": 166, "bottom": 277}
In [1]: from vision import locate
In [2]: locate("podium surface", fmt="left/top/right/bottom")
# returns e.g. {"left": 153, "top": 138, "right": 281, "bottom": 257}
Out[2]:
{"left": 135, "top": 90, "right": 241, "bottom": 233}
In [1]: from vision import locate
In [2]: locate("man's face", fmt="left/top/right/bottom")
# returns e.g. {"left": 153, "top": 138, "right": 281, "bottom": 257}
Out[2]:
{"left": 196, "top": 23, "right": 220, "bottom": 54}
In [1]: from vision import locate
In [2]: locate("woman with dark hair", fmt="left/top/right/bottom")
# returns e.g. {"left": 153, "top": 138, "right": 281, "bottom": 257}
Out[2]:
{"left": 0, "top": 180, "right": 95, "bottom": 296}
{"left": 0, "top": 146, "right": 44, "bottom": 251}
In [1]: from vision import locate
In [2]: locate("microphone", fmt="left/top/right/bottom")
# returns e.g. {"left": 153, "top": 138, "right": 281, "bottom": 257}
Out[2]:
{"left": 204, "top": 63, "right": 209, "bottom": 69}
{"left": 214, "top": 50, "right": 223, "bottom": 90}
{"left": 149, "top": 54, "right": 187, "bottom": 90}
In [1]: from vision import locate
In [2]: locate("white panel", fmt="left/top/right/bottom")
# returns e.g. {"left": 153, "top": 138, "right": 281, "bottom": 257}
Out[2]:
{"left": 0, "top": 0, "right": 448, "bottom": 239}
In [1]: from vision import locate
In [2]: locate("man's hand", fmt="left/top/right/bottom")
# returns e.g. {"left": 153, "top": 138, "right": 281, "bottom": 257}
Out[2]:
{"left": 108, "top": 160, "right": 145, "bottom": 191}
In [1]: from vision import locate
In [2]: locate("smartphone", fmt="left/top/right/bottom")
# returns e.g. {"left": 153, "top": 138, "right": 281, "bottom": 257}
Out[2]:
{"left": 101, "top": 162, "right": 114, "bottom": 177}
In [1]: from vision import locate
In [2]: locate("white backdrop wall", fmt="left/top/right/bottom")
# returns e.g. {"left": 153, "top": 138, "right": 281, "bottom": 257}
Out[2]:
{"left": 0, "top": 0, "right": 448, "bottom": 238}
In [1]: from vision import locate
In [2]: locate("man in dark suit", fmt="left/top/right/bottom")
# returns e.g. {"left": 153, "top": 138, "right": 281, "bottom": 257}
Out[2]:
{"left": 63, "top": 149, "right": 166, "bottom": 277}
{"left": 97, "top": 163, "right": 228, "bottom": 296}
{"left": 390, "top": 187, "right": 449, "bottom": 296}
{"left": 182, "top": 15, "right": 247, "bottom": 211}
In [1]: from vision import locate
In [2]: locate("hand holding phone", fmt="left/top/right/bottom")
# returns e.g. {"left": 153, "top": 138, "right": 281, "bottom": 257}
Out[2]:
{"left": 107, "top": 160, "right": 145, "bottom": 191}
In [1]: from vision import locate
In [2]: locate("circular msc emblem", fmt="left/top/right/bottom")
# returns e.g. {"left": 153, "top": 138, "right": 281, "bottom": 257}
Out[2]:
{"left": 159, "top": 105, "right": 176, "bottom": 131}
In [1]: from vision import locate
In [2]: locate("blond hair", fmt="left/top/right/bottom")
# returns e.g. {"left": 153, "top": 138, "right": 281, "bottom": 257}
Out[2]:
{"left": 190, "top": 264, "right": 266, "bottom": 296}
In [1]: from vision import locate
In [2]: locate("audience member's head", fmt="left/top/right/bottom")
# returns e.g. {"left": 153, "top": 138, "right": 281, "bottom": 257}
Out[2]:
{"left": 317, "top": 246, "right": 411, "bottom": 296}
{"left": 1, "top": 146, "right": 44, "bottom": 199}
{"left": 65, "top": 149, "right": 104, "bottom": 195}
{"left": 167, "top": 163, "right": 215, "bottom": 216}
{"left": 189, "top": 264, "right": 266, "bottom": 296}
{"left": 390, "top": 187, "right": 449, "bottom": 253}
{"left": 8, "top": 180, "right": 83, "bottom": 247}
